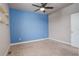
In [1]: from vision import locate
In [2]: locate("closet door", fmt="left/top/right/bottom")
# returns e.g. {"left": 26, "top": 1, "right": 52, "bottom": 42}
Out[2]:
{"left": 0, "top": 23, "right": 10, "bottom": 55}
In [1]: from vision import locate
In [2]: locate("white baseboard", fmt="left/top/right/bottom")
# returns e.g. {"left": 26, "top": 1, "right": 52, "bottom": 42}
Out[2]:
{"left": 4, "top": 44, "right": 10, "bottom": 56}
{"left": 11, "top": 38, "right": 48, "bottom": 46}
{"left": 10, "top": 38, "right": 79, "bottom": 48}
{"left": 49, "top": 38, "right": 71, "bottom": 46}
{"left": 49, "top": 38, "right": 79, "bottom": 48}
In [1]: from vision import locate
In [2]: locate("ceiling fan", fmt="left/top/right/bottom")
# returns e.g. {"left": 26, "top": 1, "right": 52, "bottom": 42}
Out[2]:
{"left": 32, "top": 3, "right": 54, "bottom": 13}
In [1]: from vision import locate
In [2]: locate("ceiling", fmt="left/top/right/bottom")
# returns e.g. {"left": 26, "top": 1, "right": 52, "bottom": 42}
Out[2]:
{"left": 9, "top": 3, "right": 72, "bottom": 14}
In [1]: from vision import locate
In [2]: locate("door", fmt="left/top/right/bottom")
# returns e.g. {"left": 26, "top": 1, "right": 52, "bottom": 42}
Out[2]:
{"left": 71, "top": 13, "right": 79, "bottom": 48}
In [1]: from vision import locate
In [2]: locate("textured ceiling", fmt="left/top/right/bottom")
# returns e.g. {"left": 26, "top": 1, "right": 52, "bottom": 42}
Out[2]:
{"left": 9, "top": 3, "right": 72, "bottom": 14}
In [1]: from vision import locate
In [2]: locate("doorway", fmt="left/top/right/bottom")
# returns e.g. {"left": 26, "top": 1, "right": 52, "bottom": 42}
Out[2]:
{"left": 71, "top": 13, "right": 79, "bottom": 48}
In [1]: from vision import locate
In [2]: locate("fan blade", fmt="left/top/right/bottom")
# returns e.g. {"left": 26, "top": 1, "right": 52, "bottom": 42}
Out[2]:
{"left": 34, "top": 9, "right": 40, "bottom": 12}
{"left": 41, "top": 3, "right": 44, "bottom": 4}
{"left": 41, "top": 3, "right": 47, "bottom": 7}
{"left": 43, "top": 10, "right": 45, "bottom": 13}
{"left": 45, "top": 7, "right": 53, "bottom": 9}
{"left": 32, "top": 4, "right": 41, "bottom": 7}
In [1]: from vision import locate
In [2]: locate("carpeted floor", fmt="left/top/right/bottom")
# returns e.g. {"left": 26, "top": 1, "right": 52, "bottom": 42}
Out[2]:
{"left": 7, "top": 39, "right": 79, "bottom": 56}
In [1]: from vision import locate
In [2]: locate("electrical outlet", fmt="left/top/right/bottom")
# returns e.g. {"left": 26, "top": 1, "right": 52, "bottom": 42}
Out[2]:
{"left": 19, "top": 38, "right": 22, "bottom": 40}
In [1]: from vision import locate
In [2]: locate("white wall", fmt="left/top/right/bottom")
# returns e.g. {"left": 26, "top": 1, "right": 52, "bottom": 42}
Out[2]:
{"left": 49, "top": 3, "right": 79, "bottom": 44}
{"left": 0, "top": 3, "right": 10, "bottom": 56}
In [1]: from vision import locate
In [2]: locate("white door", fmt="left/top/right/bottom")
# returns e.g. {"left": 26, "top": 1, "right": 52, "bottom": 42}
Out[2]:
{"left": 71, "top": 13, "right": 79, "bottom": 48}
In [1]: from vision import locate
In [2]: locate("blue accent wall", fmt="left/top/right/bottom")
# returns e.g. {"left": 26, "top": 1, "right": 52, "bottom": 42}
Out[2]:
{"left": 9, "top": 8, "right": 48, "bottom": 43}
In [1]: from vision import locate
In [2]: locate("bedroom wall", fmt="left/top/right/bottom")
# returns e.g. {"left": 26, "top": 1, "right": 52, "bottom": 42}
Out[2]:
{"left": 9, "top": 8, "right": 48, "bottom": 43}
{"left": 0, "top": 3, "right": 10, "bottom": 55}
{"left": 49, "top": 3, "right": 79, "bottom": 44}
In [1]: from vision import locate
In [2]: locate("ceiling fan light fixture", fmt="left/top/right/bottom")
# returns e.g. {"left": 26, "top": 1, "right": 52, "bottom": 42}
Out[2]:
{"left": 32, "top": 3, "right": 53, "bottom": 13}
{"left": 40, "top": 7, "right": 45, "bottom": 11}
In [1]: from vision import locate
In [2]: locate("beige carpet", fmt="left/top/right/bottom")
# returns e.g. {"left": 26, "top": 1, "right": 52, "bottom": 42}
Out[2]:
{"left": 7, "top": 40, "right": 79, "bottom": 56}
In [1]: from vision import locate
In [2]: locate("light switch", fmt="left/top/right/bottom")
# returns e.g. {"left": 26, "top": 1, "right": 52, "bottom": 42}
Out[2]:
{"left": 0, "top": 17, "right": 1, "bottom": 21}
